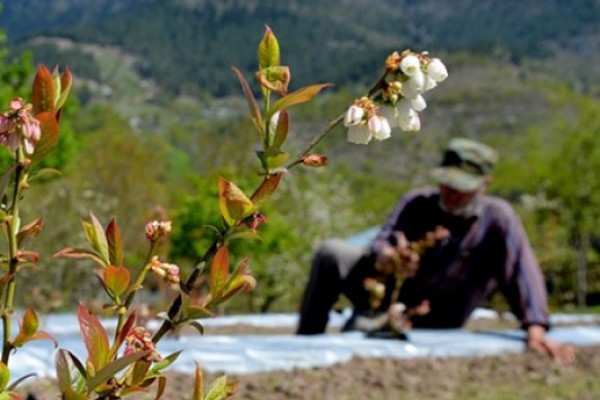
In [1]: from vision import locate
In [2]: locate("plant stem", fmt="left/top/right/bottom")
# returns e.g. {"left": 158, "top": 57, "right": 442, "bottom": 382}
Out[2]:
{"left": 114, "top": 242, "right": 157, "bottom": 341}
{"left": 285, "top": 113, "right": 344, "bottom": 169}
{"left": 1, "top": 150, "right": 25, "bottom": 364}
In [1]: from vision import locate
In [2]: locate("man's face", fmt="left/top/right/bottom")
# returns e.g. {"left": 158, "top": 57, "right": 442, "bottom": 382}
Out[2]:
{"left": 439, "top": 184, "right": 480, "bottom": 213}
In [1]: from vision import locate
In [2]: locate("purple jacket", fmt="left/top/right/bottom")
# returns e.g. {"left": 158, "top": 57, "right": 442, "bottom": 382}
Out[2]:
{"left": 371, "top": 188, "right": 550, "bottom": 329}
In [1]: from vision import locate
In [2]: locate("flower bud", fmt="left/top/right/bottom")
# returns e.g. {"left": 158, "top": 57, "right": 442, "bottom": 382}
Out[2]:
{"left": 145, "top": 220, "right": 172, "bottom": 242}
{"left": 427, "top": 58, "right": 448, "bottom": 82}
{"left": 400, "top": 54, "right": 421, "bottom": 77}
{"left": 302, "top": 154, "right": 328, "bottom": 167}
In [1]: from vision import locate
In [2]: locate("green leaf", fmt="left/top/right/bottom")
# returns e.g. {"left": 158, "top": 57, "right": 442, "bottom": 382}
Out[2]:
{"left": 257, "top": 150, "right": 289, "bottom": 171}
{"left": 203, "top": 375, "right": 237, "bottom": 400}
{"left": 130, "top": 360, "right": 151, "bottom": 386}
{"left": 0, "top": 362, "right": 9, "bottom": 391}
{"left": 266, "top": 83, "right": 333, "bottom": 122}
{"left": 148, "top": 350, "right": 182, "bottom": 375}
{"left": 77, "top": 303, "right": 110, "bottom": 372}
{"left": 6, "top": 373, "right": 36, "bottom": 391}
{"left": 30, "top": 111, "right": 59, "bottom": 165}
{"left": 217, "top": 178, "right": 254, "bottom": 226}
{"left": 86, "top": 351, "right": 149, "bottom": 392}
{"left": 31, "top": 65, "right": 56, "bottom": 115}
{"left": 106, "top": 219, "right": 124, "bottom": 267}
{"left": 186, "top": 321, "right": 205, "bottom": 335}
{"left": 56, "top": 67, "right": 73, "bottom": 111}
{"left": 81, "top": 212, "right": 110, "bottom": 266}
{"left": 21, "top": 308, "right": 38, "bottom": 337}
{"left": 0, "top": 165, "right": 16, "bottom": 202}
{"left": 257, "top": 25, "right": 280, "bottom": 70}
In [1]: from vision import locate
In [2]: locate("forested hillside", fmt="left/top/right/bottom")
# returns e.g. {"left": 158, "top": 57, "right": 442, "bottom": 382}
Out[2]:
{"left": 3, "top": 0, "right": 600, "bottom": 96}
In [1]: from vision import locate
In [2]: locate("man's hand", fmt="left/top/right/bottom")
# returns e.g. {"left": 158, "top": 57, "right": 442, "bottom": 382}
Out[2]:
{"left": 527, "top": 325, "right": 576, "bottom": 364}
{"left": 375, "top": 232, "right": 419, "bottom": 276}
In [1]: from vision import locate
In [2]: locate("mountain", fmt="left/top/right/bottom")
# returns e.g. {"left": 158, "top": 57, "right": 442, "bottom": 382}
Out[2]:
{"left": 2, "top": 0, "right": 600, "bottom": 98}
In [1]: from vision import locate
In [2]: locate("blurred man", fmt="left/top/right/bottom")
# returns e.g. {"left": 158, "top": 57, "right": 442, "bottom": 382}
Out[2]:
{"left": 297, "top": 137, "right": 574, "bottom": 363}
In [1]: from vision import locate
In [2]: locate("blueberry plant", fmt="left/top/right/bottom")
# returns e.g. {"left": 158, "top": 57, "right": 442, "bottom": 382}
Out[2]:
{"left": 0, "top": 27, "right": 447, "bottom": 399}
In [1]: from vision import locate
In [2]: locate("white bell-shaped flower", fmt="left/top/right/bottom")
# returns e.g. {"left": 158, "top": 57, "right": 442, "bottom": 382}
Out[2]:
{"left": 344, "top": 105, "right": 365, "bottom": 127}
{"left": 347, "top": 124, "right": 372, "bottom": 144}
{"left": 400, "top": 54, "right": 421, "bottom": 77}
{"left": 369, "top": 115, "right": 391, "bottom": 141}
{"left": 427, "top": 58, "right": 448, "bottom": 82}
{"left": 411, "top": 94, "right": 427, "bottom": 112}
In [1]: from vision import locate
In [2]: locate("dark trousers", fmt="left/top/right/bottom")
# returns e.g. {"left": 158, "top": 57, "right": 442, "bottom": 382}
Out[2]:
{"left": 297, "top": 239, "right": 377, "bottom": 335}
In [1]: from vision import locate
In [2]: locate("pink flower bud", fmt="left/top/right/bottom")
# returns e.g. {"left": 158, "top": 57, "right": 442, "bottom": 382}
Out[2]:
{"left": 145, "top": 220, "right": 172, "bottom": 242}
{"left": 302, "top": 154, "right": 328, "bottom": 168}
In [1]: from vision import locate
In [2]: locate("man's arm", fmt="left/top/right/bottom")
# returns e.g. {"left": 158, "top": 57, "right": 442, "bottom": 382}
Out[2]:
{"left": 494, "top": 201, "right": 575, "bottom": 363}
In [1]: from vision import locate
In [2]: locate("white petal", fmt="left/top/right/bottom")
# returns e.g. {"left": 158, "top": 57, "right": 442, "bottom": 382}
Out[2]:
{"left": 367, "top": 115, "right": 382, "bottom": 133}
{"left": 400, "top": 55, "right": 421, "bottom": 77}
{"left": 411, "top": 95, "right": 427, "bottom": 111}
{"left": 406, "top": 70, "right": 426, "bottom": 94}
{"left": 347, "top": 125, "right": 372, "bottom": 144}
{"left": 344, "top": 105, "right": 365, "bottom": 127}
{"left": 424, "top": 75, "right": 438, "bottom": 91}
{"left": 373, "top": 117, "right": 391, "bottom": 141}
{"left": 427, "top": 58, "right": 448, "bottom": 82}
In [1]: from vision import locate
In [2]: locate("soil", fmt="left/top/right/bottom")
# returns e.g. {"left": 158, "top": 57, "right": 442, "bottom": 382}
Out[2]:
{"left": 19, "top": 320, "right": 600, "bottom": 400}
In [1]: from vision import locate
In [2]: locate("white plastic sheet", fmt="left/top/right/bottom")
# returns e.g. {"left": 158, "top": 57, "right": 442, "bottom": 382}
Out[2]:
{"left": 7, "top": 310, "right": 600, "bottom": 379}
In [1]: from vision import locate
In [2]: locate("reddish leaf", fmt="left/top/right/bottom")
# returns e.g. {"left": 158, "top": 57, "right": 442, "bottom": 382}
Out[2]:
{"left": 77, "top": 303, "right": 110, "bottom": 372}
{"left": 53, "top": 247, "right": 106, "bottom": 268}
{"left": 104, "top": 265, "right": 130, "bottom": 298}
{"left": 193, "top": 362, "right": 204, "bottom": 400}
{"left": 16, "top": 218, "right": 44, "bottom": 247}
{"left": 55, "top": 350, "right": 72, "bottom": 392}
{"left": 272, "top": 110, "right": 289, "bottom": 149}
{"left": 266, "top": 83, "right": 333, "bottom": 122}
{"left": 250, "top": 173, "right": 283, "bottom": 209}
{"left": 153, "top": 376, "right": 167, "bottom": 400}
{"left": 231, "top": 67, "right": 263, "bottom": 136}
{"left": 115, "top": 310, "right": 137, "bottom": 351}
{"left": 31, "top": 65, "right": 55, "bottom": 115}
{"left": 209, "top": 246, "right": 230, "bottom": 298}
{"left": 256, "top": 66, "right": 290, "bottom": 95}
{"left": 30, "top": 111, "right": 59, "bottom": 165}
{"left": 106, "top": 219, "right": 124, "bottom": 267}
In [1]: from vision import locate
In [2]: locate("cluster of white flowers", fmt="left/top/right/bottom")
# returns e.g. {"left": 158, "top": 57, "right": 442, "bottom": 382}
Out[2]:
{"left": 344, "top": 51, "right": 448, "bottom": 145}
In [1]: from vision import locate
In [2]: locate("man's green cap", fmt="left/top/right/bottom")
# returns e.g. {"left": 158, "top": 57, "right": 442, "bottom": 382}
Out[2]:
{"left": 431, "top": 138, "right": 499, "bottom": 192}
